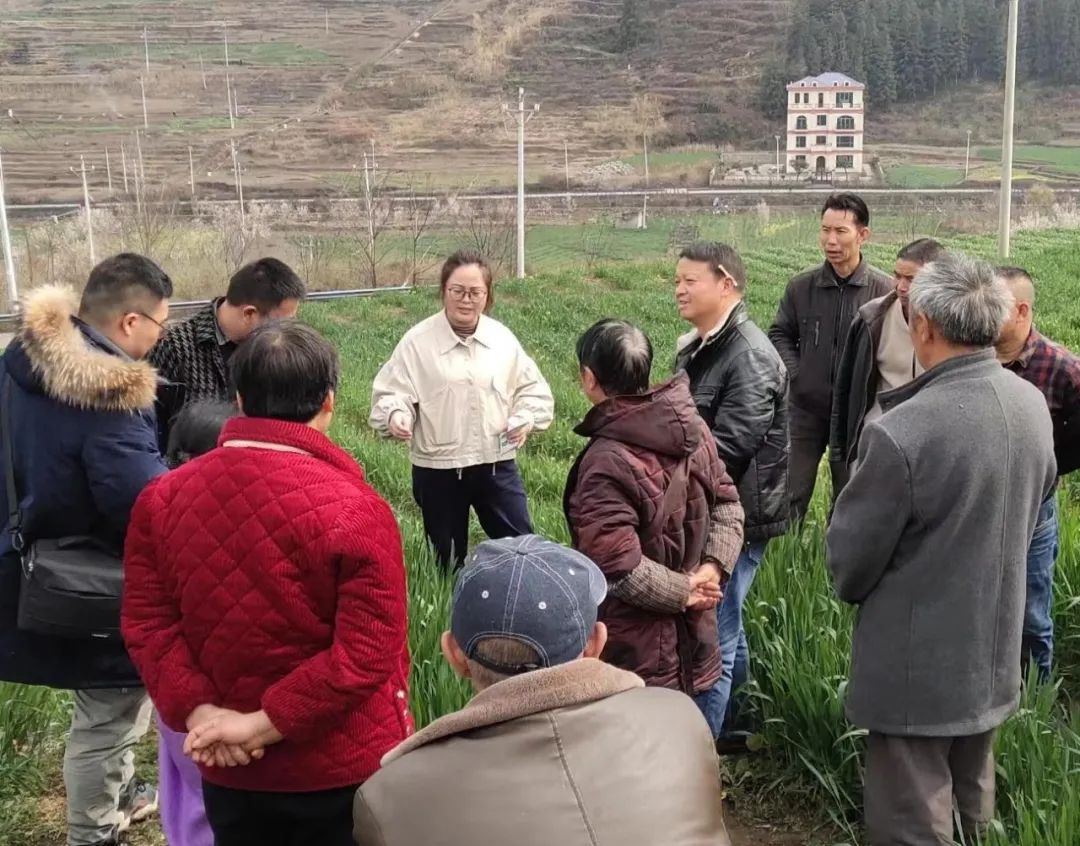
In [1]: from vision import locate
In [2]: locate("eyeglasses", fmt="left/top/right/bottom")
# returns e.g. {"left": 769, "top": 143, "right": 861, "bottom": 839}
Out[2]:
{"left": 138, "top": 311, "right": 167, "bottom": 330}
{"left": 446, "top": 286, "right": 487, "bottom": 303}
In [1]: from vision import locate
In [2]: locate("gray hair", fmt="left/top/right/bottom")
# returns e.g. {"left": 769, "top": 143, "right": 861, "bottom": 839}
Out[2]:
{"left": 908, "top": 252, "right": 1015, "bottom": 348}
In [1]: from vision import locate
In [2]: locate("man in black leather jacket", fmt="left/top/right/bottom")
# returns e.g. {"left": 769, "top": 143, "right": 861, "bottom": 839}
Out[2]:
{"left": 673, "top": 241, "right": 790, "bottom": 743}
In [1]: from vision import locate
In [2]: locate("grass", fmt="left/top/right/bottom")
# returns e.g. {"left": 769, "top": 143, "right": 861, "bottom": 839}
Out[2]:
{"left": 884, "top": 164, "right": 966, "bottom": 189}
{"left": 3, "top": 227, "right": 1080, "bottom": 844}
{"left": 978, "top": 145, "right": 1080, "bottom": 177}
{"left": 67, "top": 40, "right": 333, "bottom": 67}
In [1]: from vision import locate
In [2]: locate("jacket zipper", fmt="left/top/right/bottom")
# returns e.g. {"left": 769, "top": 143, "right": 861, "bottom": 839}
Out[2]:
{"left": 830, "top": 285, "right": 847, "bottom": 382}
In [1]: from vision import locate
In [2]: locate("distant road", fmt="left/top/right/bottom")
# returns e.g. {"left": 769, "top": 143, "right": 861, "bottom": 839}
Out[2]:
{"left": 8, "top": 184, "right": 1075, "bottom": 217}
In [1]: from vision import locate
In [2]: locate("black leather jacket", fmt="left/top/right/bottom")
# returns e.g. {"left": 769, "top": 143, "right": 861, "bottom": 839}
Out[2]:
{"left": 676, "top": 302, "right": 790, "bottom": 541}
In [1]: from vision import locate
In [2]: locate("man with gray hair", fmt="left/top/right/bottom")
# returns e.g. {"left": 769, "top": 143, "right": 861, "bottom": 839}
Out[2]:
{"left": 353, "top": 535, "right": 733, "bottom": 846}
{"left": 827, "top": 253, "right": 1057, "bottom": 845}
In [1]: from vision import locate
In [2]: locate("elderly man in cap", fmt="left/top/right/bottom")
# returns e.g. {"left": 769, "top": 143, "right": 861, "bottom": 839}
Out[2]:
{"left": 827, "top": 253, "right": 1057, "bottom": 845}
{"left": 353, "top": 534, "right": 732, "bottom": 846}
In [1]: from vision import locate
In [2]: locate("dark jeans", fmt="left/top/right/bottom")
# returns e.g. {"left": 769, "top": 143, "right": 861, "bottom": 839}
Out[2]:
{"left": 1023, "top": 494, "right": 1059, "bottom": 682}
{"left": 412, "top": 460, "right": 533, "bottom": 569}
{"left": 692, "top": 541, "right": 768, "bottom": 739}
{"left": 788, "top": 404, "right": 849, "bottom": 523}
{"left": 202, "top": 781, "right": 358, "bottom": 846}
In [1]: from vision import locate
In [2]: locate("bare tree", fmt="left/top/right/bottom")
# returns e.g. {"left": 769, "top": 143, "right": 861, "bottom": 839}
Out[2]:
{"left": 398, "top": 178, "right": 445, "bottom": 285}
{"left": 577, "top": 213, "right": 618, "bottom": 273}
{"left": 451, "top": 197, "right": 516, "bottom": 278}
{"left": 337, "top": 162, "right": 396, "bottom": 288}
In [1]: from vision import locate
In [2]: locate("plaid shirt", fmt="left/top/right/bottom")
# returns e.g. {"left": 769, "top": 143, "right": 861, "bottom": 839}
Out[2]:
{"left": 1006, "top": 328, "right": 1080, "bottom": 476}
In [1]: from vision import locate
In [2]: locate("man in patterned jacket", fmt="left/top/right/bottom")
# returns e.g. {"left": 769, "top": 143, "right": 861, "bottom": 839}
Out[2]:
{"left": 149, "top": 257, "right": 305, "bottom": 445}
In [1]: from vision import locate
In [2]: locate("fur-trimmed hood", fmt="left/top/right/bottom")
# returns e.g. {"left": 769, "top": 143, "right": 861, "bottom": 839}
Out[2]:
{"left": 8, "top": 285, "right": 157, "bottom": 413}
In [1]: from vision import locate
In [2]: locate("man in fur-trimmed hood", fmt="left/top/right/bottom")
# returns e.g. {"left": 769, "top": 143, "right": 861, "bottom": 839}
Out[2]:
{"left": 0, "top": 254, "right": 171, "bottom": 846}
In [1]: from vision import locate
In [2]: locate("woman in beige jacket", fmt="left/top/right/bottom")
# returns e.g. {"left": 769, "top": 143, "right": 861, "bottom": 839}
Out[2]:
{"left": 369, "top": 250, "right": 554, "bottom": 568}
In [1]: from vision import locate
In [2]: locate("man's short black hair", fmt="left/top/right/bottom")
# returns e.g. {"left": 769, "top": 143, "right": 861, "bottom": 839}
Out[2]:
{"left": 897, "top": 238, "right": 946, "bottom": 265}
{"left": 678, "top": 241, "right": 747, "bottom": 291}
{"left": 576, "top": 319, "right": 653, "bottom": 397}
{"left": 165, "top": 399, "right": 237, "bottom": 469}
{"left": 996, "top": 265, "right": 1032, "bottom": 285}
{"left": 230, "top": 321, "right": 339, "bottom": 423}
{"left": 78, "top": 253, "right": 173, "bottom": 321}
{"left": 821, "top": 193, "right": 870, "bottom": 228}
{"left": 226, "top": 258, "right": 306, "bottom": 313}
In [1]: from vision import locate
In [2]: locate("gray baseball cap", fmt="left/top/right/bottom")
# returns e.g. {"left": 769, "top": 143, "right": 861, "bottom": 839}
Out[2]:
{"left": 451, "top": 535, "right": 608, "bottom": 675}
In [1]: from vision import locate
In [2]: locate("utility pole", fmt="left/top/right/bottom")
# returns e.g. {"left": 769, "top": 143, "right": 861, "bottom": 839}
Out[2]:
{"left": 362, "top": 152, "right": 376, "bottom": 258}
{"left": 139, "top": 76, "right": 149, "bottom": 129}
{"left": 80, "top": 155, "right": 95, "bottom": 265}
{"left": 0, "top": 149, "right": 18, "bottom": 307}
{"left": 188, "top": 145, "right": 196, "bottom": 200}
{"left": 224, "top": 22, "right": 235, "bottom": 130}
{"left": 641, "top": 133, "right": 649, "bottom": 229}
{"left": 143, "top": 26, "right": 150, "bottom": 74}
{"left": 121, "top": 144, "right": 129, "bottom": 193}
{"left": 504, "top": 87, "right": 538, "bottom": 279}
{"left": 965, "top": 129, "right": 973, "bottom": 181}
{"left": 199, "top": 53, "right": 207, "bottom": 90}
{"left": 231, "top": 139, "right": 245, "bottom": 227}
{"left": 999, "top": 0, "right": 1020, "bottom": 258}
{"left": 105, "top": 148, "right": 113, "bottom": 193}
{"left": 325, "top": 8, "right": 329, "bottom": 35}
{"left": 775, "top": 134, "right": 781, "bottom": 176}
{"left": 134, "top": 131, "right": 145, "bottom": 217}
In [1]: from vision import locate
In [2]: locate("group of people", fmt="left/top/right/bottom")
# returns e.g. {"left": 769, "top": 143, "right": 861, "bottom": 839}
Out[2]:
{"left": 0, "top": 190, "right": 1076, "bottom": 846}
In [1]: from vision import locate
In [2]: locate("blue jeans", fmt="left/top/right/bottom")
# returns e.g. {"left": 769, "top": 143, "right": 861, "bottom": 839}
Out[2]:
{"left": 693, "top": 541, "right": 767, "bottom": 739}
{"left": 1022, "top": 494, "right": 1059, "bottom": 682}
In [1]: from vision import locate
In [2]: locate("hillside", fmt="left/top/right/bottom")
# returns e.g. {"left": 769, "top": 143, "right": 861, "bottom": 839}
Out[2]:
{"left": 0, "top": 0, "right": 1078, "bottom": 202}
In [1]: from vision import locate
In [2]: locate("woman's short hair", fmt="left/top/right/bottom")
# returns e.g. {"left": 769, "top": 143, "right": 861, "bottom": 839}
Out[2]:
{"left": 576, "top": 319, "right": 653, "bottom": 397}
{"left": 165, "top": 399, "right": 238, "bottom": 468}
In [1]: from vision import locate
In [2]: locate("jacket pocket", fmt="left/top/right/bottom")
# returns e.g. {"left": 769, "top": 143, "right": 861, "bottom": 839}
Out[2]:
{"left": 799, "top": 317, "right": 821, "bottom": 352}
{"left": 416, "top": 385, "right": 463, "bottom": 449}
{"left": 482, "top": 375, "right": 512, "bottom": 439}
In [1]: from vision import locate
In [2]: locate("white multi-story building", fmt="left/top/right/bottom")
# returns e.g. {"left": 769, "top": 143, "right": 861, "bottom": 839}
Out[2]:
{"left": 786, "top": 72, "right": 865, "bottom": 176}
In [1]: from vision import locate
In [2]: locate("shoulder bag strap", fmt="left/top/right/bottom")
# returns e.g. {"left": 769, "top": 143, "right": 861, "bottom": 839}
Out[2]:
{"left": 2, "top": 375, "right": 24, "bottom": 552}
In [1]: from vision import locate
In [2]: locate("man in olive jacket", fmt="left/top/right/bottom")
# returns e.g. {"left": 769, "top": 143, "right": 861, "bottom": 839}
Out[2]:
{"left": 769, "top": 193, "right": 892, "bottom": 521}
{"left": 827, "top": 253, "right": 1056, "bottom": 846}
{"left": 353, "top": 536, "right": 732, "bottom": 846}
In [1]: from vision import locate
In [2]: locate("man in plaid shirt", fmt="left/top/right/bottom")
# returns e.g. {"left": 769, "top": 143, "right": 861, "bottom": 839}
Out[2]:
{"left": 996, "top": 266, "right": 1080, "bottom": 681}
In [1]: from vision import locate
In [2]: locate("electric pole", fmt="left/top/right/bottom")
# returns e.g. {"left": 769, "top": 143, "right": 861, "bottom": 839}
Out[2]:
{"left": 775, "top": 135, "right": 781, "bottom": 176}
{"left": 139, "top": 76, "right": 148, "bottom": 129}
{"left": 80, "top": 156, "right": 95, "bottom": 265}
{"left": 999, "top": 0, "right": 1019, "bottom": 258}
{"left": 189, "top": 146, "right": 196, "bottom": 201}
{"left": 504, "top": 87, "right": 538, "bottom": 279}
{"left": 143, "top": 26, "right": 150, "bottom": 74}
{"left": 0, "top": 149, "right": 17, "bottom": 307}
{"left": 231, "top": 139, "right": 245, "bottom": 227}
{"left": 965, "top": 129, "right": 972, "bottom": 180}
{"left": 121, "top": 144, "right": 129, "bottom": 193}
{"left": 105, "top": 148, "right": 113, "bottom": 193}
{"left": 642, "top": 133, "right": 649, "bottom": 229}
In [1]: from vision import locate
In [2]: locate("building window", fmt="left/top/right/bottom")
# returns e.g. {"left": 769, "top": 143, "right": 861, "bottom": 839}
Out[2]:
{"left": 796, "top": 136, "right": 807, "bottom": 149}
{"left": 836, "top": 155, "right": 855, "bottom": 170}
{"left": 816, "top": 136, "right": 827, "bottom": 146}
{"left": 795, "top": 154, "right": 807, "bottom": 165}
{"left": 793, "top": 93, "right": 800, "bottom": 105}
{"left": 817, "top": 115, "right": 827, "bottom": 127}
{"left": 796, "top": 116, "right": 807, "bottom": 130}
{"left": 837, "top": 115, "right": 855, "bottom": 130}
{"left": 837, "top": 135, "right": 855, "bottom": 148}
{"left": 837, "top": 91, "right": 854, "bottom": 107}
{"left": 803, "top": 93, "right": 810, "bottom": 104}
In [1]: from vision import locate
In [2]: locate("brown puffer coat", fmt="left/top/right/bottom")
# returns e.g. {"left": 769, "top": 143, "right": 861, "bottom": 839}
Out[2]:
{"left": 563, "top": 374, "right": 743, "bottom": 694}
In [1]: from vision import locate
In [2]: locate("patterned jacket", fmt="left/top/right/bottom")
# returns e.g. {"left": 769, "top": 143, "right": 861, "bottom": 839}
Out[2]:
{"left": 149, "top": 301, "right": 232, "bottom": 445}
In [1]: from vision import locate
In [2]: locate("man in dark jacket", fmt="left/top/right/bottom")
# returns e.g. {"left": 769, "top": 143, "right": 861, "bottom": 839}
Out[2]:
{"left": 828, "top": 253, "right": 1057, "bottom": 845}
{"left": 0, "top": 255, "right": 171, "bottom": 845}
{"left": 769, "top": 193, "right": 892, "bottom": 522}
{"left": 564, "top": 320, "right": 743, "bottom": 732}
{"left": 672, "top": 241, "right": 789, "bottom": 743}
{"left": 150, "top": 257, "right": 305, "bottom": 445}
{"left": 830, "top": 238, "right": 945, "bottom": 496}
{"left": 995, "top": 266, "right": 1080, "bottom": 681}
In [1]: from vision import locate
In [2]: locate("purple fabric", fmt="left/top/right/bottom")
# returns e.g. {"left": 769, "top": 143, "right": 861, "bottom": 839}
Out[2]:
{"left": 158, "top": 715, "right": 213, "bottom": 846}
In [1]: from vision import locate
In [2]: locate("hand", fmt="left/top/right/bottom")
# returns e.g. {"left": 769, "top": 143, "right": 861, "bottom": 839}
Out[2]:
{"left": 505, "top": 421, "right": 533, "bottom": 449}
{"left": 185, "top": 710, "right": 283, "bottom": 767}
{"left": 686, "top": 571, "right": 722, "bottom": 610}
{"left": 694, "top": 561, "right": 723, "bottom": 585}
{"left": 388, "top": 411, "right": 413, "bottom": 441}
{"left": 186, "top": 703, "right": 228, "bottom": 732}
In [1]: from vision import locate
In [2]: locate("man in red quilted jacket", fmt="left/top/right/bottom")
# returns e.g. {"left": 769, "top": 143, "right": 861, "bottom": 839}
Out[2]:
{"left": 121, "top": 320, "right": 412, "bottom": 846}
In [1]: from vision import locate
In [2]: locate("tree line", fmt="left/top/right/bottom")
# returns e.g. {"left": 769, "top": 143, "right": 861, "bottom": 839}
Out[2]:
{"left": 757, "top": 0, "right": 1080, "bottom": 117}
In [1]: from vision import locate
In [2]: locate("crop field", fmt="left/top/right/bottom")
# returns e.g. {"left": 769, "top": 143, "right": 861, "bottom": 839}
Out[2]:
{"left": 1, "top": 228, "right": 1079, "bottom": 844}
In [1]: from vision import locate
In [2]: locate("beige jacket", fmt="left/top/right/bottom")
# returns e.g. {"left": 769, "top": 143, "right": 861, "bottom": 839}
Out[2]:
{"left": 353, "top": 659, "right": 732, "bottom": 846}
{"left": 369, "top": 311, "right": 554, "bottom": 469}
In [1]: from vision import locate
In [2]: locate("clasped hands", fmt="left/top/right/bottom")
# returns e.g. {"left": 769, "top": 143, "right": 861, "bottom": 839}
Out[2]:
{"left": 389, "top": 410, "right": 532, "bottom": 448}
{"left": 686, "top": 559, "right": 726, "bottom": 611}
{"left": 182, "top": 705, "right": 284, "bottom": 769}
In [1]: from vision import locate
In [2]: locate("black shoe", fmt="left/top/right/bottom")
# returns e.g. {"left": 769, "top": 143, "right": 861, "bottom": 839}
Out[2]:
{"left": 715, "top": 731, "right": 753, "bottom": 756}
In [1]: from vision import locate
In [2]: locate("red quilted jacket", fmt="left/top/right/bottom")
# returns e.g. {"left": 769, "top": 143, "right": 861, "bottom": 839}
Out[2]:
{"left": 122, "top": 416, "right": 413, "bottom": 792}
